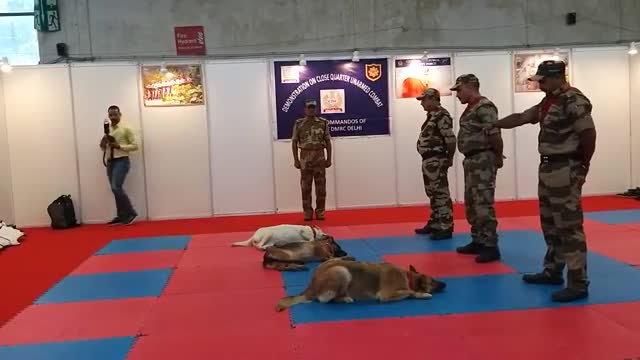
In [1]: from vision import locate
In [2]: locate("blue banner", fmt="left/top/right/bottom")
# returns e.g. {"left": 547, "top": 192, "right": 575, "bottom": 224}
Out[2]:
{"left": 273, "top": 58, "right": 390, "bottom": 140}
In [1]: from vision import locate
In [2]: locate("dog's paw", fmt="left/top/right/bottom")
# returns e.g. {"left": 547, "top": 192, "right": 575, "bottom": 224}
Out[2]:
{"left": 334, "top": 296, "right": 354, "bottom": 303}
{"left": 413, "top": 292, "right": 433, "bottom": 299}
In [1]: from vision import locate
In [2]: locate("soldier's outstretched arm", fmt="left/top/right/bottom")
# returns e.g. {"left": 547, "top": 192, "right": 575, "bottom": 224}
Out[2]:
{"left": 495, "top": 106, "right": 538, "bottom": 129}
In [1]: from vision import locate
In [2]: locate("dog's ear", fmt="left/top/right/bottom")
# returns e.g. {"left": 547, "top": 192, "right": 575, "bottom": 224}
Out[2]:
{"left": 409, "top": 265, "right": 417, "bottom": 273}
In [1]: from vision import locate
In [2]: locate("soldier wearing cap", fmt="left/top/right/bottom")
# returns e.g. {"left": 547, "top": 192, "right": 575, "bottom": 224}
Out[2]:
{"left": 493, "top": 60, "right": 596, "bottom": 302}
{"left": 291, "top": 99, "right": 332, "bottom": 221}
{"left": 450, "top": 74, "right": 504, "bottom": 263}
{"left": 414, "top": 88, "right": 456, "bottom": 239}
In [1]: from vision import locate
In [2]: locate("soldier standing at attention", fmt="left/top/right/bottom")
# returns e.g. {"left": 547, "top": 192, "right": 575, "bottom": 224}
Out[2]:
{"left": 492, "top": 60, "right": 596, "bottom": 302}
{"left": 414, "top": 88, "right": 456, "bottom": 240}
{"left": 450, "top": 74, "right": 504, "bottom": 263}
{"left": 291, "top": 99, "right": 332, "bottom": 221}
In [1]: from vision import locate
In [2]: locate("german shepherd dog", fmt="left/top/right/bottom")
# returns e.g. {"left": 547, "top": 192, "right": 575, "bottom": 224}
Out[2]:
{"left": 275, "top": 258, "right": 446, "bottom": 311}
{"left": 263, "top": 236, "right": 352, "bottom": 271}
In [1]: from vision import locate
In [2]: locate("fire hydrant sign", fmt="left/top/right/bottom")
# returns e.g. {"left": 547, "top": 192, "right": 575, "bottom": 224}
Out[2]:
{"left": 174, "top": 26, "right": 206, "bottom": 56}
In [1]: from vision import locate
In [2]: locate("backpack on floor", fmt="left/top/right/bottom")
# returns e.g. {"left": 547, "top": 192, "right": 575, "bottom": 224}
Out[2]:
{"left": 47, "top": 195, "right": 79, "bottom": 229}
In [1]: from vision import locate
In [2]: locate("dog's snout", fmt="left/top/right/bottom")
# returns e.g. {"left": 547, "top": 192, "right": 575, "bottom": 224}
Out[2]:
{"left": 336, "top": 249, "right": 348, "bottom": 257}
{"left": 432, "top": 280, "right": 446, "bottom": 293}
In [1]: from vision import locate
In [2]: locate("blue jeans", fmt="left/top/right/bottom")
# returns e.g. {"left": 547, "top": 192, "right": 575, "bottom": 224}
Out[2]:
{"left": 107, "top": 157, "right": 136, "bottom": 219}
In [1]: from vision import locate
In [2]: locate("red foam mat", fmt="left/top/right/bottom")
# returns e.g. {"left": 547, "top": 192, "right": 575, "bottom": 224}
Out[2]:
{"left": 290, "top": 304, "right": 640, "bottom": 360}
{"left": 141, "top": 288, "right": 289, "bottom": 337}
{"left": 383, "top": 252, "right": 517, "bottom": 277}
{"left": 188, "top": 231, "right": 255, "bottom": 248}
{"left": 0, "top": 297, "right": 155, "bottom": 345}
{"left": 70, "top": 250, "right": 184, "bottom": 275}
{"left": 588, "top": 230, "right": 640, "bottom": 265}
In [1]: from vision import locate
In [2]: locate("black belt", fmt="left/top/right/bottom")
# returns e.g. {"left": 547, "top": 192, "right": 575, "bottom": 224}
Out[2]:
{"left": 540, "top": 153, "right": 582, "bottom": 163}
{"left": 421, "top": 151, "right": 447, "bottom": 160}
{"left": 463, "top": 149, "right": 491, "bottom": 158}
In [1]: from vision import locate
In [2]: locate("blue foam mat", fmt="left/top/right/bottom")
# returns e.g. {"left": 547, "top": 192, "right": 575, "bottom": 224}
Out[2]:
{"left": 282, "top": 230, "right": 640, "bottom": 324}
{"left": 0, "top": 337, "right": 135, "bottom": 360}
{"left": 35, "top": 269, "right": 173, "bottom": 304}
{"left": 584, "top": 209, "right": 640, "bottom": 225}
{"left": 95, "top": 235, "right": 191, "bottom": 255}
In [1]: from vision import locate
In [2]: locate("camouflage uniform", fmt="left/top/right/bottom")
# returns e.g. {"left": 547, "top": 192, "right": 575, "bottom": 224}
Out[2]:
{"left": 523, "top": 66, "right": 594, "bottom": 296}
{"left": 292, "top": 114, "right": 331, "bottom": 220}
{"left": 415, "top": 88, "right": 456, "bottom": 236}
{"left": 451, "top": 75, "right": 502, "bottom": 262}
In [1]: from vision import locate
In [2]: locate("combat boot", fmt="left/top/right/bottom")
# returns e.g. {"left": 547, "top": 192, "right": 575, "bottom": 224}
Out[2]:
{"left": 551, "top": 287, "right": 588, "bottom": 302}
{"left": 304, "top": 211, "right": 313, "bottom": 221}
{"left": 429, "top": 230, "right": 453, "bottom": 240}
{"left": 415, "top": 225, "right": 433, "bottom": 235}
{"left": 522, "top": 271, "right": 564, "bottom": 285}
{"left": 456, "top": 241, "right": 484, "bottom": 255}
{"left": 475, "top": 246, "right": 500, "bottom": 263}
{"left": 315, "top": 210, "right": 325, "bottom": 221}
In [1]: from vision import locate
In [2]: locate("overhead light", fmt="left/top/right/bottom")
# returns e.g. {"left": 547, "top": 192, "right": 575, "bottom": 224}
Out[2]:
{"left": 421, "top": 50, "right": 429, "bottom": 60}
{"left": 0, "top": 57, "right": 11, "bottom": 73}
{"left": 629, "top": 42, "right": 638, "bottom": 55}
{"left": 352, "top": 50, "right": 360, "bottom": 62}
{"left": 298, "top": 54, "right": 307, "bottom": 66}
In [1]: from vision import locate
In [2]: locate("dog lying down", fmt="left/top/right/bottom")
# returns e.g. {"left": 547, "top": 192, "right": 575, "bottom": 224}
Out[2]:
{"left": 276, "top": 258, "right": 446, "bottom": 311}
{"left": 263, "top": 236, "right": 352, "bottom": 271}
{"left": 231, "top": 224, "right": 326, "bottom": 250}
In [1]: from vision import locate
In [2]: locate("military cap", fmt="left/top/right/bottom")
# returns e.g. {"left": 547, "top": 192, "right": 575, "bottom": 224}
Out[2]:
{"left": 304, "top": 99, "right": 317, "bottom": 107}
{"left": 416, "top": 88, "right": 441, "bottom": 101}
{"left": 528, "top": 60, "right": 566, "bottom": 81}
{"left": 449, "top": 74, "right": 480, "bottom": 91}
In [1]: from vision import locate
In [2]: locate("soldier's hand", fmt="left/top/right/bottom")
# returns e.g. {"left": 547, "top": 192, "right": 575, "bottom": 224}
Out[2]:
{"left": 294, "top": 160, "right": 301, "bottom": 169}
{"left": 446, "top": 158, "right": 454, "bottom": 168}
{"left": 325, "top": 160, "right": 332, "bottom": 168}
{"left": 496, "top": 157, "right": 504, "bottom": 169}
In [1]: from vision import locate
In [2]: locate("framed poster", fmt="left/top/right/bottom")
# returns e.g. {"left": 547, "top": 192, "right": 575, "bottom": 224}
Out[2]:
{"left": 273, "top": 58, "right": 390, "bottom": 140}
{"left": 141, "top": 64, "right": 205, "bottom": 107}
{"left": 514, "top": 53, "right": 570, "bottom": 92}
{"left": 394, "top": 57, "right": 453, "bottom": 98}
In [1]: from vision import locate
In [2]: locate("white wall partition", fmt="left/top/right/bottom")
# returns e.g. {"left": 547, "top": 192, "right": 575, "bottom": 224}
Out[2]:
{"left": 70, "top": 63, "right": 148, "bottom": 223}
{"left": 0, "top": 46, "right": 637, "bottom": 226}
{"left": 206, "top": 60, "right": 276, "bottom": 215}
{"left": 0, "top": 77, "right": 13, "bottom": 224}
{"left": 393, "top": 53, "right": 459, "bottom": 205}
{"left": 572, "top": 47, "right": 631, "bottom": 195}
{"left": 452, "top": 52, "right": 517, "bottom": 201}
{"left": 2, "top": 66, "right": 80, "bottom": 226}
{"left": 140, "top": 63, "right": 212, "bottom": 220}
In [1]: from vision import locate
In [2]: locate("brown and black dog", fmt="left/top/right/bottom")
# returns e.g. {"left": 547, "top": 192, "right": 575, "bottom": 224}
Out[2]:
{"left": 262, "top": 236, "right": 352, "bottom": 271}
{"left": 275, "top": 258, "right": 446, "bottom": 311}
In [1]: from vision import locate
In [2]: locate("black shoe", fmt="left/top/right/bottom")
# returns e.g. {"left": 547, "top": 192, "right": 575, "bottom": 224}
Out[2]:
{"left": 121, "top": 214, "right": 137, "bottom": 226}
{"left": 107, "top": 217, "right": 121, "bottom": 225}
{"left": 522, "top": 272, "right": 564, "bottom": 285}
{"left": 429, "top": 231, "right": 453, "bottom": 240}
{"left": 551, "top": 287, "right": 588, "bottom": 302}
{"left": 415, "top": 226, "right": 433, "bottom": 235}
{"left": 475, "top": 246, "right": 501, "bottom": 263}
{"left": 456, "top": 241, "right": 484, "bottom": 255}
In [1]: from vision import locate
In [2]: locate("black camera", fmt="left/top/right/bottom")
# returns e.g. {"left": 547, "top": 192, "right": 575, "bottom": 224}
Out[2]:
{"left": 104, "top": 119, "right": 110, "bottom": 135}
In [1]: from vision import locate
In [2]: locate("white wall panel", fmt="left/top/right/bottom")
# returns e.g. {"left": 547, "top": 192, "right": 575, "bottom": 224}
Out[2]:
{"left": 572, "top": 47, "right": 631, "bottom": 195}
{"left": 0, "top": 76, "right": 13, "bottom": 224}
{"left": 140, "top": 63, "right": 212, "bottom": 220}
{"left": 631, "top": 50, "right": 640, "bottom": 188}
{"left": 206, "top": 61, "right": 275, "bottom": 215}
{"left": 393, "top": 54, "right": 458, "bottom": 206}
{"left": 3, "top": 66, "right": 80, "bottom": 227}
{"left": 452, "top": 52, "right": 517, "bottom": 201}
{"left": 70, "top": 63, "right": 147, "bottom": 223}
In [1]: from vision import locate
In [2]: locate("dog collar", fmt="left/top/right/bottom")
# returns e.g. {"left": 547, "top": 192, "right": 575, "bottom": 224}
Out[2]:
{"left": 407, "top": 271, "right": 415, "bottom": 290}
{"left": 309, "top": 226, "right": 317, "bottom": 239}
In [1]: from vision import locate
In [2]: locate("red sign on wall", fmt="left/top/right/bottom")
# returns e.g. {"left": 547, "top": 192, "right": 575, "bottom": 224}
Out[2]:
{"left": 174, "top": 26, "right": 206, "bottom": 56}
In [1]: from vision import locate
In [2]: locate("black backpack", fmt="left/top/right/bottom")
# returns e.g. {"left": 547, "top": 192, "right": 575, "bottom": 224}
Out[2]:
{"left": 47, "top": 195, "right": 79, "bottom": 229}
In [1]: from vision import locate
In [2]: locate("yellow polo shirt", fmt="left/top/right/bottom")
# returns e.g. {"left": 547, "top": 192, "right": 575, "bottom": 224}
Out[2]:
{"left": 106, "top": 122, "right": 138, "bottom": 159}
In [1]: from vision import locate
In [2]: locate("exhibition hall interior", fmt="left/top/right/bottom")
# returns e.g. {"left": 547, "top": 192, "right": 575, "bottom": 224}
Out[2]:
{"left": 3, "top": 0, "right": 640, "bottom": 358}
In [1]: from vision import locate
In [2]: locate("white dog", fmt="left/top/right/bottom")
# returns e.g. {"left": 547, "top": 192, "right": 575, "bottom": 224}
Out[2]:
{"left": 231, "top": 224, "right": 326, "bottom": 250}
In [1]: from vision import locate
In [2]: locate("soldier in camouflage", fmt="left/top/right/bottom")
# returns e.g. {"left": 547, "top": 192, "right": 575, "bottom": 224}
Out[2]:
{"left": 450, "top": 74, "right": 504, "bottom": 263}
{"left": 414, "top": 88, "right": 456, "bottom": 240}
{"left": 493, "top": 60, "right": 596, "bottom": 302}
{"left": 291, "top": 99, "right": 332, "bottom": 221}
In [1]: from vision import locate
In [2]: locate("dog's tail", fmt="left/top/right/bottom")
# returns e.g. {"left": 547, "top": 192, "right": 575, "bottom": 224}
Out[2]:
{"left": 276, "top": 289, "right": 312, "bottom": 312}
{"left": 231, "top": 238, "right": 253, "bottom": 247}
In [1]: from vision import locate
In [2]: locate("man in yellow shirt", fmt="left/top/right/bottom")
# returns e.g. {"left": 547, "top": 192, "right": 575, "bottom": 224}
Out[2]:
{"left": 100, "top": 105, "right": 139, "bottom": 225}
